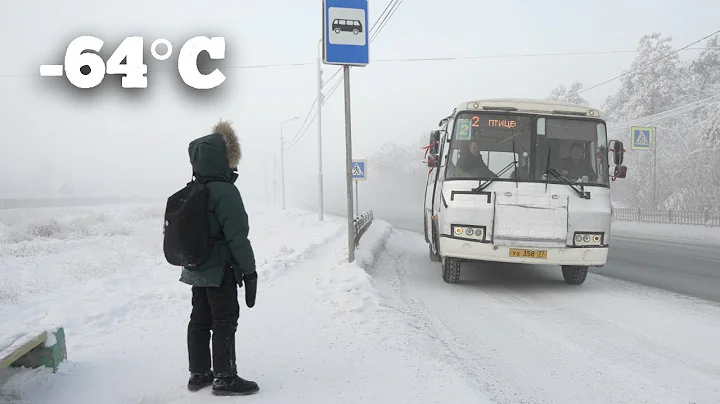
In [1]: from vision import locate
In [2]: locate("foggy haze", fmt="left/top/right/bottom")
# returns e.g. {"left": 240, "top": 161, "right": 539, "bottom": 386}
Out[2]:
{"left": 2, "top": 0, "right": 719, "bottom": 225}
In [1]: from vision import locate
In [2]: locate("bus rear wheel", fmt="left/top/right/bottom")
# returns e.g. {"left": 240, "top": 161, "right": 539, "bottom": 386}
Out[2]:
{"left": 562, "top": 265, "right": 588, "bottom": 285}
{"left": 442, "top": 258, "right": 461, "bottom": 284}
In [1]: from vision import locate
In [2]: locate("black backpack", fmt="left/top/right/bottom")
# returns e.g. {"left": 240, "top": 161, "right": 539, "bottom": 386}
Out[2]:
{"left": 163, "top": 180, "right": 216, "bottom": 268}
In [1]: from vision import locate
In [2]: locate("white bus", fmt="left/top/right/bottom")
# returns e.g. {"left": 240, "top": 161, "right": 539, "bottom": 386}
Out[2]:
{"left": 423, "top": 98, "right": 628, "bottom": 285}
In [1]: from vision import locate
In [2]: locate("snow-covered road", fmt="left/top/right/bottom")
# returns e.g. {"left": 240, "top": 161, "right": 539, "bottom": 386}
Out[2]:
{"left": 369, "top": 229, "right": 720, "bottom": 404}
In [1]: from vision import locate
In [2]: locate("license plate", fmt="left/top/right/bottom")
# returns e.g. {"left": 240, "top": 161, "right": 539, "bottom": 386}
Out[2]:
{"left": 509, "top": 248, "right": 547, "bottom": 259}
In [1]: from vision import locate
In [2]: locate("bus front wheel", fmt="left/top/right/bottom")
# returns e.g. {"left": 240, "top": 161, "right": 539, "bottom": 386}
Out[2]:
{"left": 442, "top": 258, "right": 461, "bottom": 284}
{"left": 561, "top": 265, "right": 588, "bottom": 285}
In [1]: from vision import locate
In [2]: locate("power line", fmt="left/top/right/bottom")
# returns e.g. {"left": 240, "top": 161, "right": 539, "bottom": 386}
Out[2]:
{"left": 370, "top": 0, "right": 404, "bottom": 43}
{"left": 284, "top": 96, "right": 318, "bottom": 146}
{"left": 287, "top": 0, "right": 402, "bottom": 149}
{"left": 320, "top": 0, "right": 401, "bottom": 87}
{"left": 607, "top": 93, "right": 720, "bottom": 131}
{"left": 300, "top": 47, "right": 720, "bottom": 92}
{"left": 292, "top": 31, "right": 720, "bottom": 148}
{"left": 368, "top": 0, "right": 396, "bottom": 33}
{"left": 1, "top": 46, "right": 716, "bottom": 78}
{"left": 565, "top": 29, "right": 720, "bottom": 100}
{"left": 286, "top": 77, "right": 343, "bottom": 149}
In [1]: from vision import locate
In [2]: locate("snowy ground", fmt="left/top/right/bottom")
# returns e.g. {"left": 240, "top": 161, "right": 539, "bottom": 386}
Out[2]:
{"left": 370, "top": 229, "right": 720, "bottom": 404}
{"left": 0, "top": 204, "right": 489, "bottom": 403}
{"left": 2, "top": 204, "right": 720, "bottom": 404}
{"left": 612, "top": 219, "right": 720, "bottom": 244}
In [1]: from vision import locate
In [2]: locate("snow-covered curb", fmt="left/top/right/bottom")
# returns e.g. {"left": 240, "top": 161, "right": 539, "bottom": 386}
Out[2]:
{"left": 353, "top": 220, "right": 394, "bottom": 271}
{"left": 313, "top": 220, "right": 393, "bottom": 317}
{"left": 612, "top": 220, "right": 720, "bottom": 244}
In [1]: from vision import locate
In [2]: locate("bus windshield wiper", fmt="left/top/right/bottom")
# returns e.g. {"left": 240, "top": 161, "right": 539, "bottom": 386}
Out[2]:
{"left": 547, "top": 167, "right": 590, "bottom": 199}
{"left": 472, "top": 160, "right": 517, "bottom": 193}
{"left": 473, "top": 135, "right": 518, "bottom": 193}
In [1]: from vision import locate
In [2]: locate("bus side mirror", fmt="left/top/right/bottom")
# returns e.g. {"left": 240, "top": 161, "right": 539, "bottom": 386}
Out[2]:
{"left": 430, "top": 131, "right": 440, "bottom": 154}
{"left": 611, "top": 140, "right": 624, "bottom": 165}
{"left": 428, "top": 154, "right": 439, "bottom": 167}
{"left": 613, "top": 165, "right": 627, "bottom": 179}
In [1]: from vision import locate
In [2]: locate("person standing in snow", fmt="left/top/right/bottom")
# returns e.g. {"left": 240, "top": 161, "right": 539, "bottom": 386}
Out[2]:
{"left": 180, "top": 120, "right": 259, "bottom": 396}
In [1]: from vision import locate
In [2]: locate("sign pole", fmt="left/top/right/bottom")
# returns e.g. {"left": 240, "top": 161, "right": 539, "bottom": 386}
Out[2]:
{"left": 631, "top": 126, "right": 655, "bottom": 207}
{"left": 317, "top": 39, "right": 324, "bottom": 222}
{"left": 280, "top": 125, "right": 285, "bottom": 210}
{"left": 343, "top": 65, "right": 355, "bottom": 262}
{"left": 322, "top": 0, "right": 368, "bottom": 263}
{"left": 354, "top": 179, "right": 359, "bottom": 216}
{"left": 653, "top": 126, "right": 657, "bottom": 209}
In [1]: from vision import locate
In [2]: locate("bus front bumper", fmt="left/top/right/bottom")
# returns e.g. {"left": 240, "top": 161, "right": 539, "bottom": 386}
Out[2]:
{"left": 439, "top": 236, "right": 608, "bottom": 266}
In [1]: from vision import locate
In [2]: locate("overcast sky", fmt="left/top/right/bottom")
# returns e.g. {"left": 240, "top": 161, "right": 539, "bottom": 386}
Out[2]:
{"left": 1, "top": 0, "right": 718, "bottom": 206}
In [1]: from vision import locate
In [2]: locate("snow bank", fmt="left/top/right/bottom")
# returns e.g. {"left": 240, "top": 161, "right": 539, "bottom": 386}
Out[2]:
{"left": 0, "top": 204, "right": 164, "bottom": 305}
{"left": 1, "top": 208, "right": 488, "bottom": 403}
{"left": 612, "top": 220, "right": 720, "bottom": 244}
{"left": 314, "top": 220, "right": 393, "bottom": 317}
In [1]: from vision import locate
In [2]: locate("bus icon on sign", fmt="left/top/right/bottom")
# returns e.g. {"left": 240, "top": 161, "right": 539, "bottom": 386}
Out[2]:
{"left": 332, "top": 19, "right": 362, "bottom": 35}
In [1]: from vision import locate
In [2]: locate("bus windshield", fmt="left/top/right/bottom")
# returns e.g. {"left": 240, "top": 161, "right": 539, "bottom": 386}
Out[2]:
{"left": 445, "top": 112, "right": 532, "bottom": 181}
{"left": 445, "top": 112, "right": 609, "bottom": 187}
{"left": 535, "top": 117, "right": 609, "bottom": 186}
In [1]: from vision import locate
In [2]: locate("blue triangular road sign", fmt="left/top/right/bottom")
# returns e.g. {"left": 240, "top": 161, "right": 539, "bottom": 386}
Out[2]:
{"left": 635, "top": 130, "right": 649, "bottom": 146}
{"left": 352, "top": 163, "right": 364, "bottom": 176}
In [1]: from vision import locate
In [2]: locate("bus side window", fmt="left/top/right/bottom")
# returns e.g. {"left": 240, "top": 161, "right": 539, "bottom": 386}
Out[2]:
{"left": 537, "top": 117, "right": 546, "bottom": 136}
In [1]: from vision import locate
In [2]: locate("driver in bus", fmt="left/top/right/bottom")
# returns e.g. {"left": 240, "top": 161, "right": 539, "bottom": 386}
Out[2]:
{"left": 456, "top": 140, "right": 495, "bottom": 178}
{"left": 558, "top": 142, "right": 594, "bottom": 180}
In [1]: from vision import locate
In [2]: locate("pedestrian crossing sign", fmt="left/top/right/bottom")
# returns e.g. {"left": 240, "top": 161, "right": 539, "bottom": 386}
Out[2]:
{"left": 352, "top": 159, "right": 367, "bottom": 181}
{"left": 631, "top": 126, "right": 653, "bottom": 150}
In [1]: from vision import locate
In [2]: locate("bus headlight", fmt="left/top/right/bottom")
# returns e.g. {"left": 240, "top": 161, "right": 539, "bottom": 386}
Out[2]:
{"left": 452, "top": 225, "right": 486, "bottom": 241}
{"left": 573, "top": 232, "right": 604, "bottom": 246}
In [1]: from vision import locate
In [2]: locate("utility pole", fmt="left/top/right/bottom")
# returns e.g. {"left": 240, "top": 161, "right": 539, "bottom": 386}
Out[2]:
{"left": 279, "top": 116, "right": 299, "bottom": 210}
{"left": 263, "top": 157, "right": 269, "bottom": 204}
{"left": 272, "top": 156, "right": 277, "bottom": 205}
{"left": 317, "top": 39, "right": 324, "bottom": 221}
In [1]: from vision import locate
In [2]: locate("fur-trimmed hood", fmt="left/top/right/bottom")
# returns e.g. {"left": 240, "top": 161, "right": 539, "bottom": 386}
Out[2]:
{"left": 213, "top": 120, "right": 241, "bottom": 167}
{"left": 188, "top": 120, "right": 242, "bottom": 183}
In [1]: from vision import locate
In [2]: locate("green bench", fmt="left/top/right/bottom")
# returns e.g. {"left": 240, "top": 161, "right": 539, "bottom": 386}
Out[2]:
{"left": 0, "top": 327, "right": 67, "bottom": 372}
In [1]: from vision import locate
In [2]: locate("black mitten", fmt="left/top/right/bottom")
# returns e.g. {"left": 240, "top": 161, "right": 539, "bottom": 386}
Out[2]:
{"left": 243, "top": 272, "right": 257, "bottom": 308}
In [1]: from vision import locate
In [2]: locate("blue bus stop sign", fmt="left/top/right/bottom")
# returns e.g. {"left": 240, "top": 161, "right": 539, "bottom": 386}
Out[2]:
{"left": 322, "top": 0, "right": 369, "bottom": 66}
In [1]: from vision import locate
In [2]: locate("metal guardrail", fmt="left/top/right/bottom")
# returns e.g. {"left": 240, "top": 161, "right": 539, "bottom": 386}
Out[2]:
{"left": 612, "top": 207, "right": 720, "bottom": 226}
{"left": 353, "top": 210, "right": 374, "bottom": 247}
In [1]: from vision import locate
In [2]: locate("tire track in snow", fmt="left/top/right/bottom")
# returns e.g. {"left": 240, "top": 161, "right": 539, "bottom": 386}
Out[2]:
{"left": 370, "top": 229, "right": 720, "bottom": 404}
{"left": 370, "top": 242, "right": 499, "bottom": 397}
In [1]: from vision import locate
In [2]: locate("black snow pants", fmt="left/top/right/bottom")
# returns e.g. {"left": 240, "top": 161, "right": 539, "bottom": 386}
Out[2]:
{"left": 187, "top": 264, "right": 239, "bottom": 377}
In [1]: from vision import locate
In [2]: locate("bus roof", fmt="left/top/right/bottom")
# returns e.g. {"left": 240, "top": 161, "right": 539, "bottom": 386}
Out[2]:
{"left": 455, "top": 98, "right": 603, "bottom": 119}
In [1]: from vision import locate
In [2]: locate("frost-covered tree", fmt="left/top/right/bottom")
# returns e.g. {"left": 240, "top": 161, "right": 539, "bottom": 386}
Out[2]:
{"left": 690, "top": 35, "right": 720, "bottom": 96}
{"left": 601, "top": 33, "right": 692, "bottom": 209}
{"left": 548, "top": 82, "right": 589, "bottom": 106}
{"left": 663, "top": 36, "right": 720, "bottom": 211}
{"left": 604, "top": 33, "right": 688, "bottom": 122}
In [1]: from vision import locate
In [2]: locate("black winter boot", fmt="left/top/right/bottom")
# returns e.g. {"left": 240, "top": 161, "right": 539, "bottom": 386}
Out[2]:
{"left": 211, "top": 376, "right": 259, "bottom": 396}
{"left": 187, "top": 371, "right": 214, "bottom": 391}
